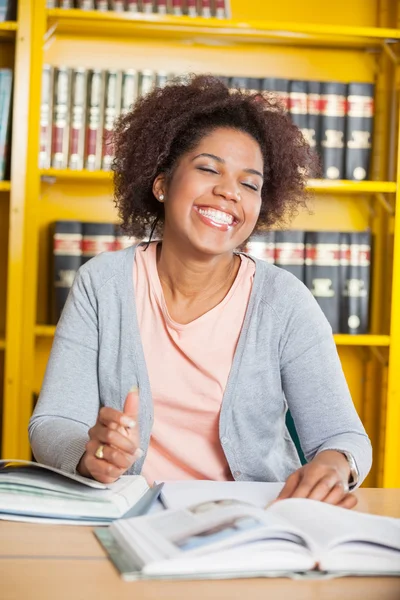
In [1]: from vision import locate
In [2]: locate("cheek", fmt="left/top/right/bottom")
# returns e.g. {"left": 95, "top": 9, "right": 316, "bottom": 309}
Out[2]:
{"left": 244, "top": 198, "right": 262, "bottom": 224}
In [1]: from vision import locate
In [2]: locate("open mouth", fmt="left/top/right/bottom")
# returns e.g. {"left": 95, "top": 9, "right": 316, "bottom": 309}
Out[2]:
{"left": 193, "top": 206, "right": 238, "bottom": 231}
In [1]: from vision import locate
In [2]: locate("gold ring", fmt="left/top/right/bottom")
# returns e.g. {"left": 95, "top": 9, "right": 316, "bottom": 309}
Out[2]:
{"left": 95, "top": 444, "right": 105, "bottom": 459}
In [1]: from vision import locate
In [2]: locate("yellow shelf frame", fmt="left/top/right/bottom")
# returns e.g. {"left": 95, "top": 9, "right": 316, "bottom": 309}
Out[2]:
{"left": 0, "top": 181, "right": 11, "bottom": 192}
{"left": 40, "top": 170, "right": 397, "bottom": 194}
{"left": 34, "top": 326, "right": 390, "bottom": 347}
{"left": 47, "top": 8, "right": 400, "bottom": 48}
{"left": 0, "top": 21, "right": 17, "bottom": 40}
{"left": 0, "top": 339, "right": 5, "bottom": 350}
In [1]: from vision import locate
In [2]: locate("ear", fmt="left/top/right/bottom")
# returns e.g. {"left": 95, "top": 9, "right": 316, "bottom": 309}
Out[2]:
{"left": 153, "top": 174, "right": 167, "bottom": 203}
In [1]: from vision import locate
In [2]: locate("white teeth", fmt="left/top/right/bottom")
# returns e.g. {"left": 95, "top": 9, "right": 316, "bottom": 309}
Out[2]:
{"left": 198, "top": 207, "right": 234, "bottom": 225}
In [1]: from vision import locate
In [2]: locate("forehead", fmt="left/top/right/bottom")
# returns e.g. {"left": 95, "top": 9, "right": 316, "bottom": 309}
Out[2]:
{"left": 191, "top": 128, "right": 263, "bottom": 168}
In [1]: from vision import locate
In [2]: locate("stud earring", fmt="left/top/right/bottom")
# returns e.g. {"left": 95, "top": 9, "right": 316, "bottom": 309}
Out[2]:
{"left": 159, "top": 194, "right": 165, "bottom": 201}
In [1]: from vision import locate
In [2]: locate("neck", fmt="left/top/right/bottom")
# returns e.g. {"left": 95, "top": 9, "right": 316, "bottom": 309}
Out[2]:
{"left": 156, "top": 238, "right": 238, "bottom": 303}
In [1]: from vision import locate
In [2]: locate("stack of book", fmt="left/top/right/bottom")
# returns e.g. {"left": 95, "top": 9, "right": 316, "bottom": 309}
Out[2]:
{"left": 46, "top": 0, "right": 231, "bottom": 18}
{"left": 0, "top": 69, "right": 13, "bottom": 181}
{"left": 244, "top": 230, "right": 372, "bottom": 335}
{"left": 40, "top": 66, "right": 375, "bottom": 181}
{"left": 50, "top": 221, "right": 371, "bottom": 335}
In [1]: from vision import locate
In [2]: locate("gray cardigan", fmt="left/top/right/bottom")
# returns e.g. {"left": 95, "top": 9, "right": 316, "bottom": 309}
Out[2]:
{"left": 29, "top": 245, "right": 372, "bottom": 485}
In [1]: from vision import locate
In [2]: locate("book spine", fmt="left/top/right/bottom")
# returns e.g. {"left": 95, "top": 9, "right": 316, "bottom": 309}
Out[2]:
{"left": 5, "top": 0, "right": 18, "bottom": 19}
{"left": 52, "top": 220, "right": 83, "bottom": 323}
{"left": 110, "top": 0, "right": 125, "bottom": 10}
{"left": 289, "top": 80, "right": 309, "bottom": 145}
{"left": 85, "top": 69, "right": 105, "bottom": 171}
{"left": 59, "top": 0, "right": 74, "bottom": 7}
{"left": 51, "top": 67, "right": 71, "bottom": 170}
{"left": 81, "top": 222, "right": 116, "bottom": 264}
{"left": 68, "top": 68, "right": 87, "bottom": 171}
{"left": 155, "top": 71, "right": 169, "bottom": 88}
{"left": 320, "top": 82, "right": 347, "bottom": 180}
{"left": 155, "top": 0, "right": 167, "bottom": 13}
{"left": 245, "top": 78, "right": 261, "bottom": 94}
{"left": 262, "top": 78, "right": 290, "bottom": 111}
{"left": 142, "top": 0, "right": 153, "bottom": 13}
{"left": 172, "top": 0, "right": 184, "bottom": 15}
{"left": 230, "top": 77, "right": 248, "bottom": 92}
{"left": 244, "top": 231, "right": 275, "bottom": 263}
{"left": 120, "top": 69, "right": 139, "bottom": 115}
{"left": 126, "top": 0, "right": 139, "bottom": 11}
{"left": 215, "top": 0, "right": 226, "bottom": 18}
{"left": 345, "top": 83, "right": 374, "bottom": 181}
{"left": 307, "top": 80, "right": 322, "bottom": 158}
{"left": 76, "top": 0, "right": 96, "bottom": 8}
{"left": 96, "top": 0, "right": 109, "bottom": 10}
{"left": 340, "top": 231, "right": 371, "bottom": 334}
{"left": 46, "top": 1, "right": 58, "bottom": 8}
{"left": 200, "top": 0, "right": 211, "bottom": 17}
{"left": 102, "top": 70, "right": 121, "bottom": 171}
{"left": 305, "top": 231, "right": 341, "bottom": 333}
{"left": 139, "top": 70, "right": 156, "bottom": 98}
{"left": 274, "top": 230, "right": 305, "bottom": 282}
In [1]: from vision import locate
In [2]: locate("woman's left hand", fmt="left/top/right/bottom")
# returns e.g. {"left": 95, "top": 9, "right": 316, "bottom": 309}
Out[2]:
{"left": 276, "top": 450, "right": 357, "bottom": 509}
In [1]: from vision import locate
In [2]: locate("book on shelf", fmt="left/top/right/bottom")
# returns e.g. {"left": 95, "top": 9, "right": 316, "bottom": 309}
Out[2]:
{"left": 345, "top": 83, "right": 374, "bottom": 181}
{"left": 262, "top": 77, "right": 290, "bottom": 111}
{"left": 289, "top": 80, "right": 309, "bottom": 145}
{"left": 51, "top": 67, "right": 72, "bottom": 170}
{"left": 274, "top": 230, "right": 305, "bottom": 283}
{"left": 243, "top": 231, "right": 275, "bottom": 264}
{"left": 339, "top": 231, "right": 371, "bottom": 334}
{"left": 0, "top": 459, "right": 151, "bottom": 525}
{"left": 86, "top": 69, "right": 105, "bottom": 171}
{"left": 81, "top": 221, "right": 116, "bottom": 264}
{"left": 307, "top": 80, "right": 322, "bottom": 158}
{"left": 50, "top": 0, "right": 232, "bottom": 17}
{"left": 95, "top": 493, "right": 400, "bottom": 580}
{"left": 320, "top": 81, "right": 347, "bottom": 180}
{"left": 305, "top": 231, "right": 341, "bottom": 333}
{"left": 0, "top": 69, "right": 13, "bottom": 181}
{"left": 69, "top": 68, "right": 87, "bottom": 170}
{"left": 0, "top": 0, "right": 17, "bottom": 20}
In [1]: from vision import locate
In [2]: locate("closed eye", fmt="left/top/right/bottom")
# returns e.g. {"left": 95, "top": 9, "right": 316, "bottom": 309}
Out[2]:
{"left": 242, "top": 182, "right": 259, "bottom": 191}
{"left": 197, "top": 166, "right": 219, "bottom": 174}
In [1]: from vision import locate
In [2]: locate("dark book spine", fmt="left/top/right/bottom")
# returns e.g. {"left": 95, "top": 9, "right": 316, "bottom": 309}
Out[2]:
{"left": 320, "top": 82, "right": 347, "bottom": 180}
{"left": 307, "top": 80, "right": 322, "bottom": 160}
{"left": 52, "top": 221, "right": 83, "bottom": 323}
{"left": 245, "top": 78, "right": 261, "bottom": 94}
{"left": 261, "top": 78, "right": 290, "bottom": 111}
{"left": 76, "top": 1, "right": 96, "bottom": 8}
{"left": 39, "top": 65, "right": 54, "bottom": 170}
{"left": 274, "top": 231, "right": 305, "bottom": 282}
{"left": 305, "top": 231, "right": 341, "bottom": 332}
{"left": 81, "top": 222, "right": 116, "bottom": 264}
{"left": 68, "top": 68, "right": 87, "bottom": 170}
{"left": 51, "top": 67, "right": 71, "bottom": 169}
{"left": 345, "top": 83, "right": 374, "bottom": 181}
{"left": 244, "top": 231, "right": 275, "bottom": 263}
{"left": 229, "top": 77, "right": 248, "bottom": 92}
{"left": 289, "top": 80, "right": 309, "bottom": 144}
{"left": 340, "top": 231, "right": 371, "bottom": 334}
{"left": 4, "top": 0, "right": 17, "bottom": 20}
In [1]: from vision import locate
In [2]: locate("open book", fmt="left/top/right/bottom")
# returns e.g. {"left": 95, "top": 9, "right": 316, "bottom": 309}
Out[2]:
{"left": 0, "top": 459, "right": 150, "bottom": 525}
{"left": 95, "top": 496, "right": 400, "bottom": 580}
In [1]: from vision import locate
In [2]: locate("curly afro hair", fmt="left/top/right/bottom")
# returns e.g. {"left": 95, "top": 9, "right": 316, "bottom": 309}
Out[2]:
{"left": 112, "top": 74, "right": 318, "bottom": 239}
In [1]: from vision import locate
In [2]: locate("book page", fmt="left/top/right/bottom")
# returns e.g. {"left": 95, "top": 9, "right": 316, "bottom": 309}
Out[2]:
{"left": 0, "top": 460, "right": 107, "bottom": 489}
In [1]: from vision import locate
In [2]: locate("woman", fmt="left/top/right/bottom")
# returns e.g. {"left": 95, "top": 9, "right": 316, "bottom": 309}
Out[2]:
{"left": 29, "top": 75, "right": 371, "bottom": 508}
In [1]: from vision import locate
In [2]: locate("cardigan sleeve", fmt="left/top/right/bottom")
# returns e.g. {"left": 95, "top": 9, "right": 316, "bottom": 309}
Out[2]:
{"left": 28, "top": 265, "right": 100, "bottom": 474}
{"left": 279, "top": 282, "right": 372, "bottom": 488}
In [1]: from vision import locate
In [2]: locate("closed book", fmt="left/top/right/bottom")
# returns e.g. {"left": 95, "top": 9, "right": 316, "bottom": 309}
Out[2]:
{"left": 245, "top": 78, "right": 261, "bottom": 94}
{"left": 345, "top": 83, "right": 374, "bottom": 181}
{"left": 81, "top": 222, "right": 116, "bottom": 264}
{"left": 96, "top": 0, "right": 109, "bottom": 10}
{"left": 51, "top": 67, "right": 72, "bottom": 169}
{"left": 110, "top": 0, "right": 125, "bottom": 10}
{"left": 68, "top": 68, "right": 87, "bottom": 171}
{"left": 200, "top": 0, "right": 212, "bottom": 17}
{"left": 0, "top": 69, "right": 13, "bottom": 181}
{"left": 52, "top": 220, "right": 83, "bottom": 323}
{"left": 320, "top": 82, "right": 347, "bottom": 180}
{"left": 126, "top": 0, "right": 139, "bottom": 11}
{"left": 0, "top": 0, "right": 17, "bottom": 20}
{"left": 155, "top": 71, "right": 170, "bottom": 89}
{"left": 289, "top": 80, "right": 309, "bottom": 144}
{"left": 85, "top": 69, "right": 105, "bottom": 171}
{"left": 39, "top": 65, "right": 54, "bottom": 170}
{"left": 142, "top": 0, "right": 154, "bottom": 13}
{"left": 46, "top": 1, "right": 57, "bottom": 7}
{"left": 214, "top": 0, "right": 227, "bottom": 18}
{"left": 120, "top": 69, "right": 139, "bottom": 115}
{"left": 155, "top": 0, "right": 167, "bottom": 14}
{"left": 102, "top": 70, "right": 121, "bottom": 171}
{"left": 229, "top": 77, "right": 248, "bottom": 92}
{"left": 274, "top": 230, "right": 305, "bottom": 282}
{"left": 76, "top": 1, "right": 95, "bottom": 8}
{"left": 305, "top": 231, "right": 341, "bottom": 332}
{"left": 340, "top": 231, "right": 371, "bottom": 334}
{"left": 244, "top": 231, "right": 275, "bottom": 264}
{"left": 59, "top": 0, "right": 74, "bottom": 7}
{"left": 186, "top": 0, "right": 196, "bottom": 16}
{"left": 307, "top": 80, "right": 322, "bottom": 159}
{"left": 261, "top": 78, "right": 290, "bottom": 111}
{"left": 139, "top": 70, "right": 156, "bottom": 98}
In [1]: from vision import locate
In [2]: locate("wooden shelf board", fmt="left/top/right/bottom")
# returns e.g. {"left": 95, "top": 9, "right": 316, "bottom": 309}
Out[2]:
{"left": 333, "top": 334, "right": 390, "bottom": 346}
{"left": 0, "top": 21, "right": 17, "bottom": 39}
{"left": 47, "top": 9, "right": 400, "bottom": 48}
{"left": 40, "top": 171, "right": 396, "bottom": 195}
{"left": 34, "top": 326, "right": 390, "bottom": 347}
{"left": 0, "top": 338, "right": 6, "bottom": 350}
{"left": 0, "top": 181, "right": 11, "bottom": 192}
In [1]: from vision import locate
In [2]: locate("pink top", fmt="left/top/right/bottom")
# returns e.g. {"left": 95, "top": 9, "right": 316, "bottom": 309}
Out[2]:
{"left": 134, "top": 242, "right": 255, "bottom": 483}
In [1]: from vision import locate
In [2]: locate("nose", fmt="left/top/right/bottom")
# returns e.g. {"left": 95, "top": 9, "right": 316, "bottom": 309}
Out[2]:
{"left": 213, "top": 181, "right": 242, "bottom": 202}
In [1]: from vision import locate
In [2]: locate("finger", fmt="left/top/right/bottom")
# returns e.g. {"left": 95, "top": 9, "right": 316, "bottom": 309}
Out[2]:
{"left": 84, "top": 454, "right": 124, "bottom": 484}
{"left": 276, "top": 470, "right": 301, "bottom": 500}
{"left": 337, "top": 494, "right": 358, "bottom": 510}
{"left": 91, "top": 424, "right": 137, "bottom": 455}
{"left": 124, "top": 387, "right": 140, "bottom": 450}
{"left": 98, "top": 406, "right": 136, "bottom": 430}
{"left": 321, "top": 481, "right": 349, "bottom": 505}
{"left": 307, "top": 476, "right": 338, "bottom": 502}
{"left": 86, "top": 439, "right": 134, "bottom": 471}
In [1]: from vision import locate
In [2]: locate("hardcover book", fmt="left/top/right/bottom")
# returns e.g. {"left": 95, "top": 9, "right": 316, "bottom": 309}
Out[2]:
{"left": 68, "top": 68, "right": 88, "bottom": 171}
{"left": 339, "top": 231, "right": 371, "bottom": 334}
{"left": 51, "top": 67, "right": 72, "bottom": 170}
{"left": 274, "top": 230, "right": 305, "bottom": 282}
{"left": 345, "top": 83, "right": 374, "bottom": 181}
{"left": 51, "top": 220, "right": 83, "bottom": 323}
{"left": 81, "top": 222, "right": 116, "bottom": 264}
{"left": 320, "top": 82, "right": 347, "bottom": 180}
{"left": 261, "top": 78, "right": 290, "bottom": 111}
{"left": 39, "top": 65, "right": 54, "bottom": 170}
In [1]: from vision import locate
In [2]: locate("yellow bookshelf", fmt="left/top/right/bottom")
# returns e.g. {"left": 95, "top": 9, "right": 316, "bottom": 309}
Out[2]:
{"left": 0, "top": 182, "right": 11, "bottom": 192}
{"left": 2, "top": 0, "right": 400, "bottom": 489}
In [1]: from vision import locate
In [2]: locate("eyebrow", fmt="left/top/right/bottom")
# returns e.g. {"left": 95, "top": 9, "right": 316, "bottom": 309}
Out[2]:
{"left": 193, "top": 153, "right": 264, "bottom": 180}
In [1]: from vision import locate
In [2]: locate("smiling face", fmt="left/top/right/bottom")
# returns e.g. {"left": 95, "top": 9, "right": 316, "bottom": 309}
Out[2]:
{"left": 153, "top": 127, "right": 264, "bottom": 258}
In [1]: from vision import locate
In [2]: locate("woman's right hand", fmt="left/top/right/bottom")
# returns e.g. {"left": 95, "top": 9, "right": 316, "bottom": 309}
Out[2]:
{"left": 77, "top": 387, "right": 143, "bottom": 484}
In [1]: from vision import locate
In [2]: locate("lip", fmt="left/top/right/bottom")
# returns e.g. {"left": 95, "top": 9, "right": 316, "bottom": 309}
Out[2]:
{"left": 192, "top": 205, "right": 240, "bottom": 232}
{"left": 194, "top": 204, "right": 240, "bottom": 222}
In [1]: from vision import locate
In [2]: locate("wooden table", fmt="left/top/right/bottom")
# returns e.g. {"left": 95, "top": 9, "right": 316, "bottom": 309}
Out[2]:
{"left": 1, "top": 489, "right": 400, "bottom": 600}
